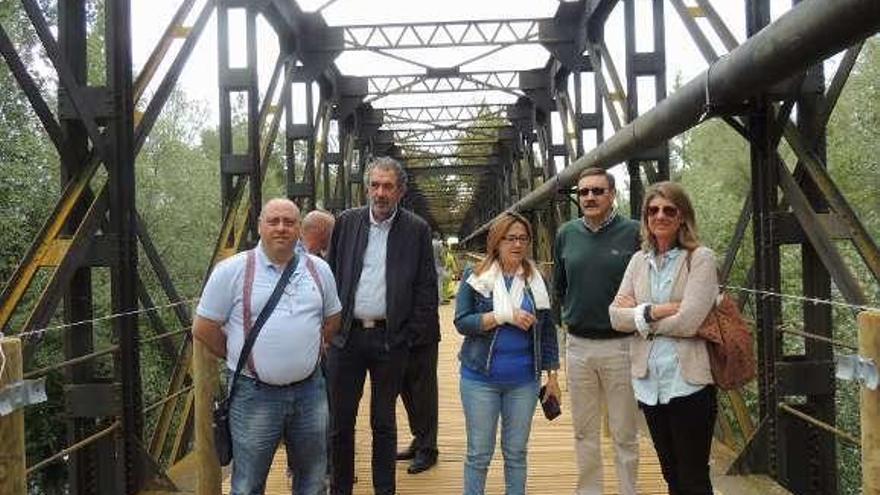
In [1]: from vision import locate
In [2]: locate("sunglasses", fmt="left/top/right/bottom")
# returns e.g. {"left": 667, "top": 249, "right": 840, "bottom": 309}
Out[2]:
{"left": 647, "top": 205, "right": 679, "bottom": 217}
{"left": 577, "top": 187, "right": 608, "bottom": 197}
{"left": 502, "top": 235, "right": 531, "bottom": 244}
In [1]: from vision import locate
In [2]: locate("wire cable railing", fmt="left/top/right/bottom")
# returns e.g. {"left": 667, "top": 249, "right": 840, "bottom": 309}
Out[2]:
{"left": 14, "top": 296, "right": 199, "bottom": 340}
{"left": 724, "top": 285, "right": 880, "bottom": 313}
{"left": 25, "top": 421, "right": 121, "bottom": 475}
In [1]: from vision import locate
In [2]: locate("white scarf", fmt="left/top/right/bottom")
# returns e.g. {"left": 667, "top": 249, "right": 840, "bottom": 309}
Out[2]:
{"left": 466, "top": 260, "right": 551, "bottom": 323}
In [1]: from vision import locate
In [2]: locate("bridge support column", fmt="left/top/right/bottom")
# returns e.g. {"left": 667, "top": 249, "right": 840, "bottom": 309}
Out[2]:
{"left": 860, "top": 311, "right": 880, "bottom": 495}
{"left": 0, "top": 337, "right": 25, "bottom": 495}
{"left": 193, "top": 340, "right": 221, "bottom": 495}
{"left": 624, "top": 0, "right": 668, "bottom": 216}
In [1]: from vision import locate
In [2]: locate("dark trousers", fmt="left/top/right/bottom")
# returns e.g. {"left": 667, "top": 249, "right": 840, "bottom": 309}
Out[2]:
{"left": 400, "top": 342, "right": 439, "bottom": 455}
{"left": 327, "top": 327, "right": 408, "bottom": 495}
{"left": 640, "top": 385, "right": 717, "bottom": 495}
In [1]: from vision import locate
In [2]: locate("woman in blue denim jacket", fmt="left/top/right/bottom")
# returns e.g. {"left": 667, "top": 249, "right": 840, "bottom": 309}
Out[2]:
{"left": 454, "top": 212, "right": 560, "bottom": 495}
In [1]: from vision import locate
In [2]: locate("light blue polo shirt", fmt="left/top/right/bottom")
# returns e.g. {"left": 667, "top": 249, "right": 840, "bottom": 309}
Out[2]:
{"left": 197, "top": 242, "right": 342, "bottom": 385}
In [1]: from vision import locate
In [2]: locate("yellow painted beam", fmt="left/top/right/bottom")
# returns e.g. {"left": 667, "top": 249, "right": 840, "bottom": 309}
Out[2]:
{"left": 688, "top": 6, "right": 706, "bottom": 18}
{"left": 37, "top": 239, "right": 72, "bottom": 267}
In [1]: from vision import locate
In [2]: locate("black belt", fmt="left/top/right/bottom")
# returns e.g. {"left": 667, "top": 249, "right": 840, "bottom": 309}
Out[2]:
{"left": 353, "top": 318, "right": 386, "bottom": 330}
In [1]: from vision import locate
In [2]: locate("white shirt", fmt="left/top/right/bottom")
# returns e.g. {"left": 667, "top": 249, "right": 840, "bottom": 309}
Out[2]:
{"left": 197, "top": 243, "right": 342, "bottom": 385}
{"left": 352, "top": 207, "right": 396, "bottom": 320}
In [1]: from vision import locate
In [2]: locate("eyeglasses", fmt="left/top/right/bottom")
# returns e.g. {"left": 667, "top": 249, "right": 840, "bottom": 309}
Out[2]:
{"left": 577, "top": 187, "right": 608, "bottom": 197}
{"left": 502, "top": 235, "right": 531, "bottom": 244}
{"left": 647, "top": 205, "right": 679, "bottom": 218}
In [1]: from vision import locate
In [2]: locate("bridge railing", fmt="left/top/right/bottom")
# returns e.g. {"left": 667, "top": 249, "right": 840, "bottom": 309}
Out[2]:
{"left": 0, "top": 297, "right": 196, "bottom": 494}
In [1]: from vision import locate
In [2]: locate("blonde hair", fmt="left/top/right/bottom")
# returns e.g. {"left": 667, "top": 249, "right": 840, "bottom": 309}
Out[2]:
{"left": 476, "top": 212, "right": 534, "bottom": 279}
{"left": 640, "top": 181, "right": 700, "bottom": 252}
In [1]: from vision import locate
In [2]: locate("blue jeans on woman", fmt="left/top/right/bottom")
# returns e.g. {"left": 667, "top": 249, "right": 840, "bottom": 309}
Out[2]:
{"left": 460, "top": 376, "right": 539, "bottom": 495}
{"left": 229, "top": 371, "right": 328, "bottom": 495}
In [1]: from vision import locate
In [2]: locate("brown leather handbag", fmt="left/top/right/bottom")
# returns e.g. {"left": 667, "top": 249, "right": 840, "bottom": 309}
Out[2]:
{"left": 697, "top": 292, "right": 757, "bottom": 390}
{"left": 688, "top": 252, "right": 756, "bottom": 390}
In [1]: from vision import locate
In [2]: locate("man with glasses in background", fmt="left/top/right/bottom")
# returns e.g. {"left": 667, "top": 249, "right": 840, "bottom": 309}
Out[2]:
{"left": 553, "top": 167, "right": 640, "bottom": 495}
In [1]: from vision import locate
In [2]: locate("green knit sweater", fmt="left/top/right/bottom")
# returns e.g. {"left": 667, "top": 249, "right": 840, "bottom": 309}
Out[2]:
{"left": 553, "top": 215, "right": 640, "bottom": 339}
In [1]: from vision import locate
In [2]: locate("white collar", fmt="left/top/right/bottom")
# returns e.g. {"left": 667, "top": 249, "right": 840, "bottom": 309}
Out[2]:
{"left": 369, "top": 205, "right": 398, "bottom": 228}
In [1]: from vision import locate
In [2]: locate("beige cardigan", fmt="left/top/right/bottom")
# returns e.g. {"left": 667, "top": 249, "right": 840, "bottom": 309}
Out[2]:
{"left": 609, "top": 246, "right": 719, "bottom": 386}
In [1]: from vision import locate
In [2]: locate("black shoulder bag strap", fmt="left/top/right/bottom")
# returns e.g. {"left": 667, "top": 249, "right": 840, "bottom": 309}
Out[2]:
{"left": 227, "top": 252, "right": 298, "bottom": 399}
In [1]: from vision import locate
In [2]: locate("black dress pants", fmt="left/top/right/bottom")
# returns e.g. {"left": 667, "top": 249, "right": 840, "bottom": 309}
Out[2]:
{"left": 640, "top": 385, "right": 717, "bottom": 495}
{"left": 328, "top": 327, "right": 408, "bottom": 495}
{"left": 400, "top": 341, "right": 439, "bottom": 456}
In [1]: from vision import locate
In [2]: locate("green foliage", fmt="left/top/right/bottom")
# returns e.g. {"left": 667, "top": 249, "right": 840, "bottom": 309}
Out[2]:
{"left": 825, "top": 37, "right": 880, "bottom": 494}
{"left": 137, "top": 89, "right": 220, "bottom": 298}
{"left": 0, "top": 11, "right": 59, "bottom": 283}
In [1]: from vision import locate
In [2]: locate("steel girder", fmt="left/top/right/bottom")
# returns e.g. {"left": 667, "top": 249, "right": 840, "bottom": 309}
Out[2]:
{"left": 622, "top": 0, "right": 668, "bottom": 216}
{"left": 336, "top": 18, "right": 553, "bottom": 50}
{"left": 363, "top": 71, "right": 524, "bottom": 101}
{"left": 0, "top": 0, "right": 219, "bottom": 491}
{"left": 463, "top": 0, "right": 880, "bottom": 227}
{"left": 325, "top": 5, "right": 583, "bottom": 226}
{"left": 380, "top": 104, "right": 509, "bottom": 123}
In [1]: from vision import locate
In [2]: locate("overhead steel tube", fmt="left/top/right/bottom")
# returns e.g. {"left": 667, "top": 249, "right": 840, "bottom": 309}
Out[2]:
{"left": 463, "top": 0, "right": 880, "bottom": 243}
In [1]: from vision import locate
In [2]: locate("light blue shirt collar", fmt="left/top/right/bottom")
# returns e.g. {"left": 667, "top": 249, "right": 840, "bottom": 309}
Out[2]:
{"left": 369, "top": 205, "right": 398, "bottom": 228}
{"left": 257, "top": 240, "right": 296, "bottom": 271}
{"left": 644, "top": 246, "right": 682, "bottom": 270}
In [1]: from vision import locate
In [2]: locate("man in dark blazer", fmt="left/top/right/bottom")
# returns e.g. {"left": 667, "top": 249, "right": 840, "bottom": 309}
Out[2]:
{"left": 326, "top": 156, "right": 440, "bottom": 495}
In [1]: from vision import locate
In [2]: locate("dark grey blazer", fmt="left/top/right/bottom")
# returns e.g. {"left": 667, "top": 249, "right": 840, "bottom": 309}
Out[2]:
{"left": 327, "top": 206, "right": 440, "bottom": 348}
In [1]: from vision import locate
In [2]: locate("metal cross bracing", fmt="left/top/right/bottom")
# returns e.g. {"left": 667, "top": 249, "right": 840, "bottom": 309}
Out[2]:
{"left": 363, "top": 71, "right": 524, "bottom": 102}
{"left": 2, "top": 0, "right": 880, "bottom": 493}
{"left": 382, "top": 115, "right": 507, "bottom": 129}
{"left": 392, "top": 127, "right": 513, "bottom": 143}
{"left": 337, "top": 18, "right": 553, "bottom": 50}
{"left": 379, "top": 104, "right": 509, "bottom": 123}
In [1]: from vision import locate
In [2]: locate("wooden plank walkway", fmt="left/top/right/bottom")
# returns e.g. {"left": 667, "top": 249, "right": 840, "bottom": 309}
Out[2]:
{"left": 225, "top": 303, "right": 667, "bottom": 494}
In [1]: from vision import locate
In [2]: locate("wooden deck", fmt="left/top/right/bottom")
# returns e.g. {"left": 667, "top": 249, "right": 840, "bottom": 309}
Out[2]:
{"left": 217, "top": 303, "right": 788, "bottom": 495}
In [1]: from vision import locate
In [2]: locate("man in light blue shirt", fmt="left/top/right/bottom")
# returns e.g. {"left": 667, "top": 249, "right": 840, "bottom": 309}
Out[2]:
{"left": 193, "top": 198, "right": 341, "bottom": 495}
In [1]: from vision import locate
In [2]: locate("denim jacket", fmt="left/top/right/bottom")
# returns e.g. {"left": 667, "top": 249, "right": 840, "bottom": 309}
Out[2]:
{"left": 454, "top": 267, "right": 560, "bottom": 379}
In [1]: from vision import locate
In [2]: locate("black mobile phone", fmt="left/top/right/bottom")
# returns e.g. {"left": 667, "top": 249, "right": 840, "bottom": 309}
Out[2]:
{"left": 539, "top": 384, "right": 561, "bottom": 421}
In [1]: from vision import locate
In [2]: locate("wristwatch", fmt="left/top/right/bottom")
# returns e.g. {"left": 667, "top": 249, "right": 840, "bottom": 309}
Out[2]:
{"left": 643, "top": 304, "right": 655, "bottom": 323}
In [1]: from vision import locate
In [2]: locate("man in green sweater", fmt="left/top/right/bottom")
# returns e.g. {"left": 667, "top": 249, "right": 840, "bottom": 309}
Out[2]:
{"left": 553, "top": 168, "right": 640, "bottom": 495}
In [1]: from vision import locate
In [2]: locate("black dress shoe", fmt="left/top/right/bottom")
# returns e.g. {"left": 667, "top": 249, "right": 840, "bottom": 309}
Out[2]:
{"left": 407, "top": 451, "right": 438, "bottom": 474}
{"left": 396, "top": 446, "right": 416, "bottom": 461}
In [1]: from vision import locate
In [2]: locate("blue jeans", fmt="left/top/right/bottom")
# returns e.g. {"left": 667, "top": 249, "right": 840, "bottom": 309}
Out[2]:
{"left": 229, "top": 371, "right": 328, "bottom": 495}
{"left": 460, "top": 376, "right": 539, "bottom": 495}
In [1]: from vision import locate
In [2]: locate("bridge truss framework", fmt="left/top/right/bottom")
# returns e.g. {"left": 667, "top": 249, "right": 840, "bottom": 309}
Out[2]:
{"left": 0, "top": 0, "right": 879, "bottom": 493}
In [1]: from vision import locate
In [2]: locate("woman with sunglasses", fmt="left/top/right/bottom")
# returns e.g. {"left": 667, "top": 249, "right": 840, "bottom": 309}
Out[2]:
{"left": 609, "top": 181, "right": 719, "bottom": 495}
{"left": 454, "top": 212, "right": 560, "bottom": 495}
